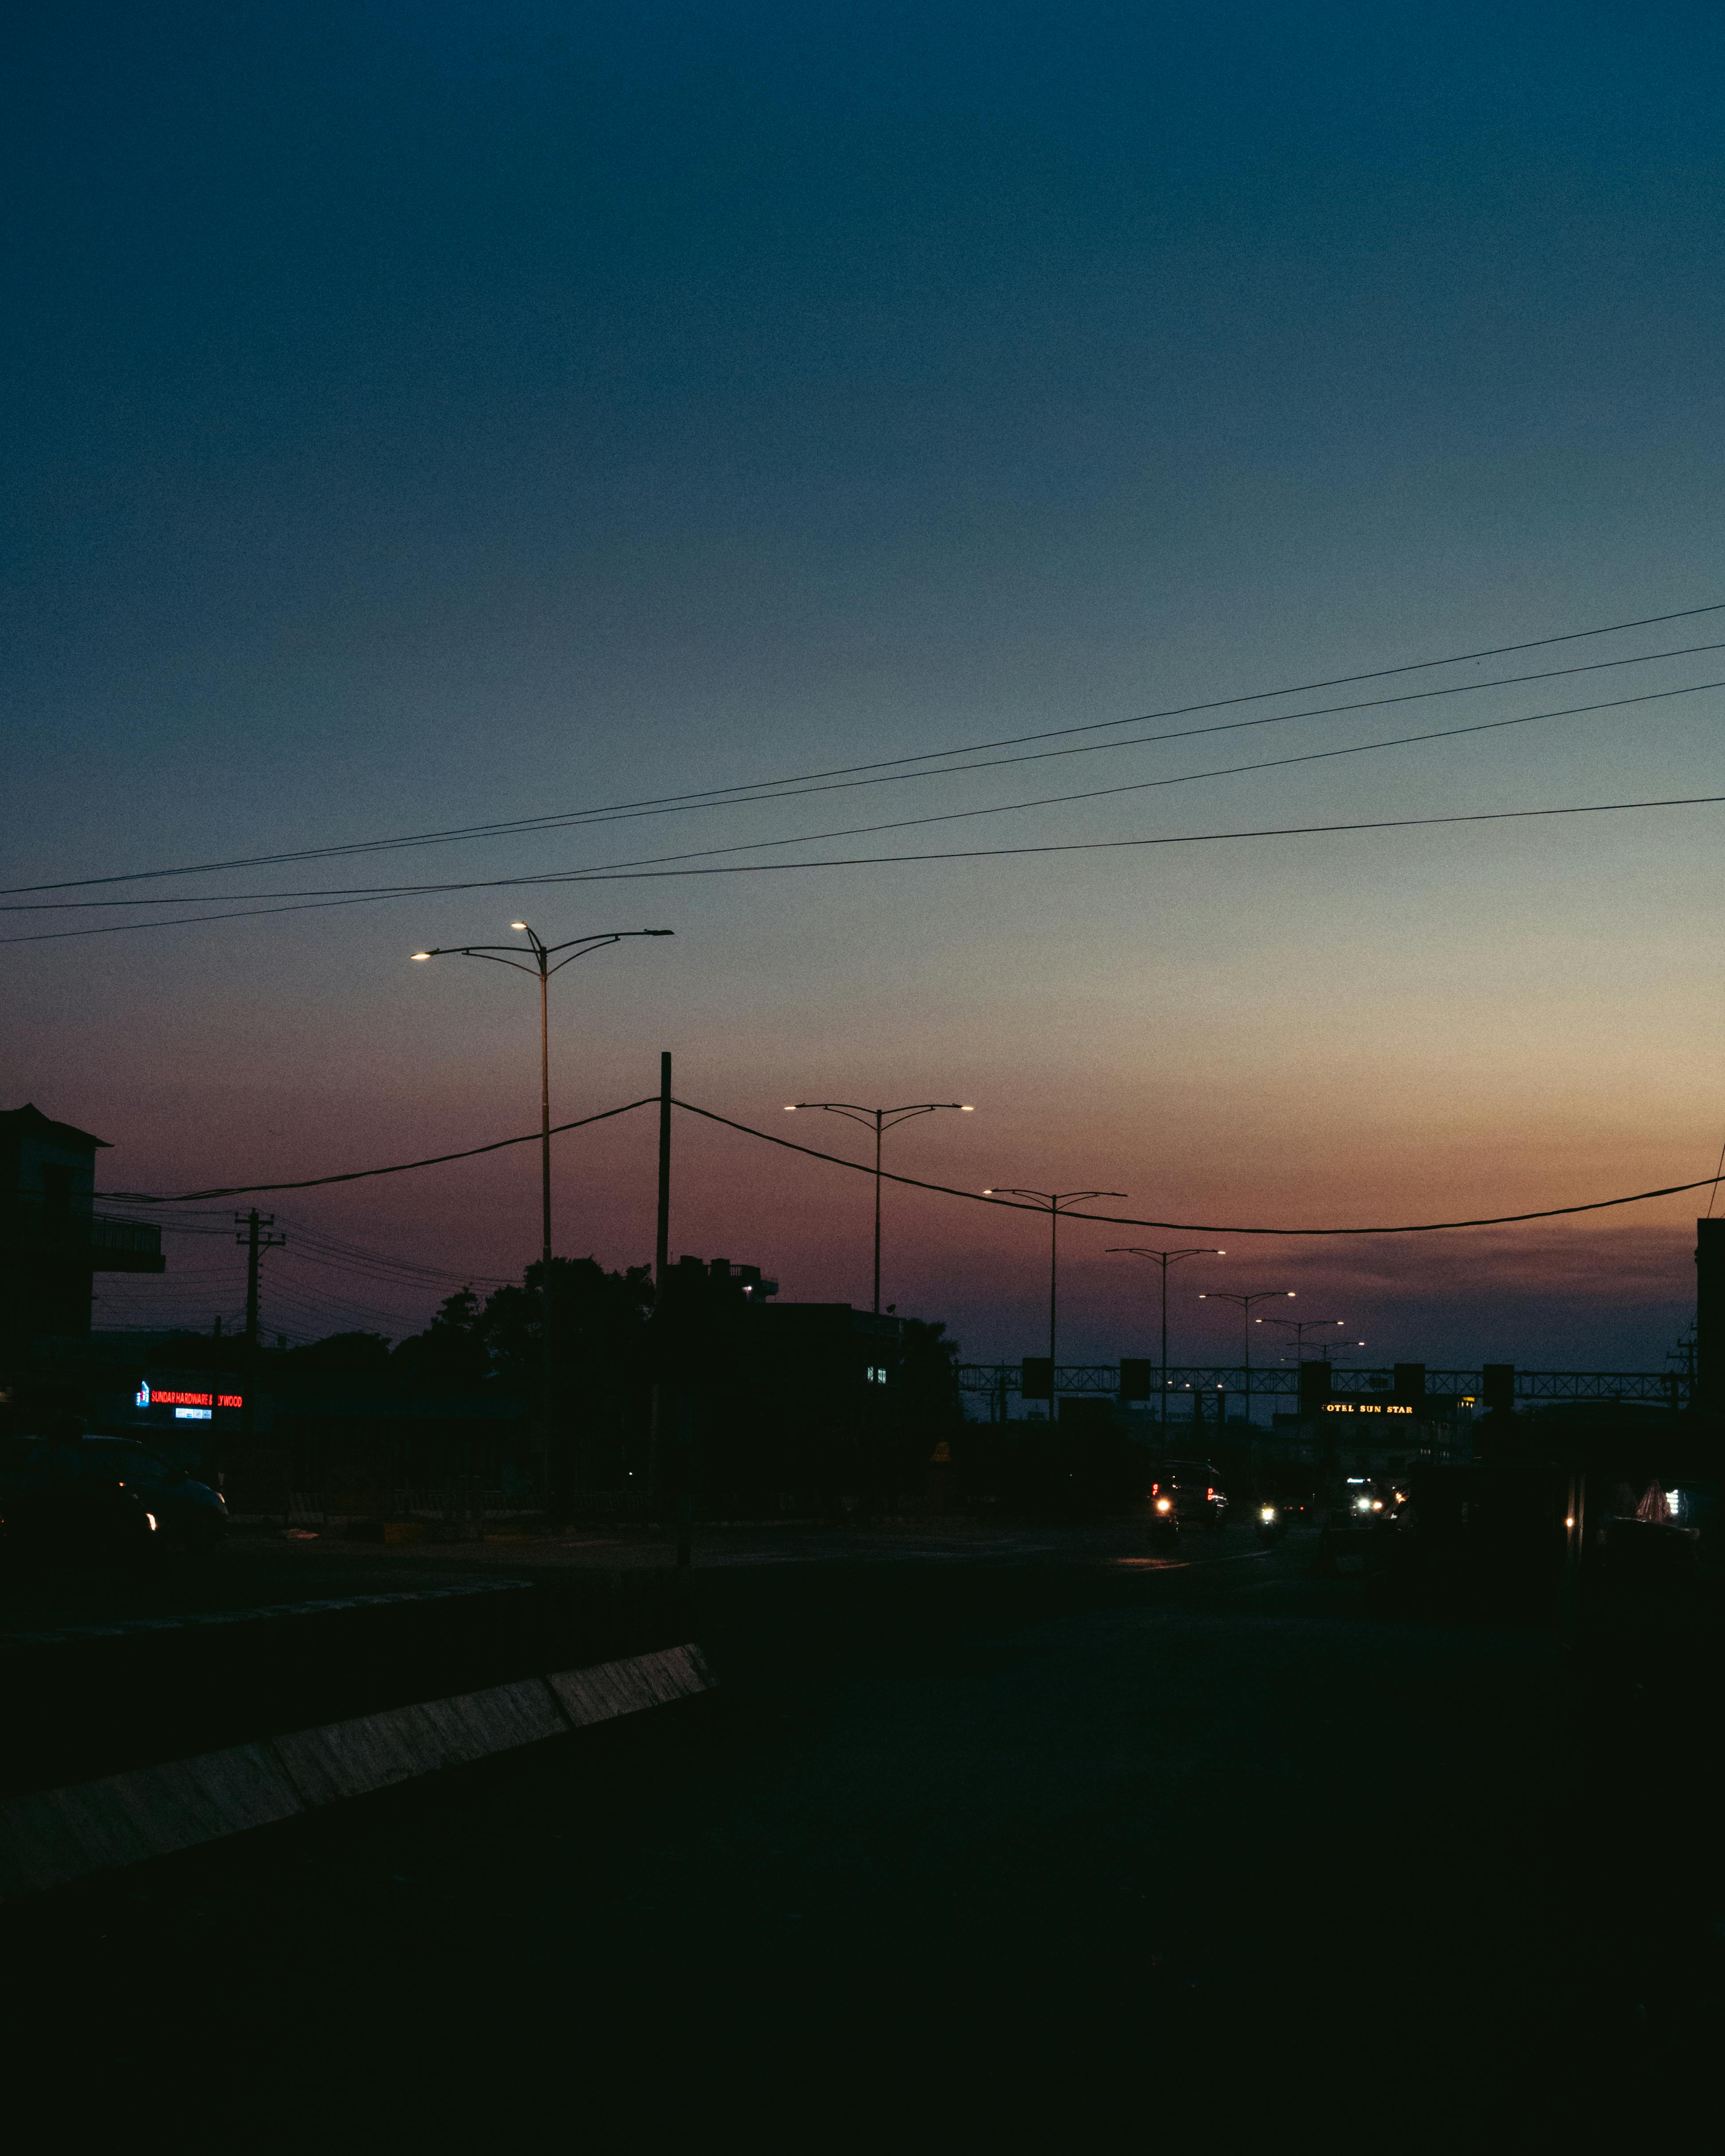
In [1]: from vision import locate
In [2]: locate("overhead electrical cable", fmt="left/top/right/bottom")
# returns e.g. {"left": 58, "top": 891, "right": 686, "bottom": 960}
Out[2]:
{"left": 99, "top": 1096, "right": 657, "bottom": 1201}
{"left": 11, "top": 782, "right": 1725, "bottom": 949}
{"left": 16, "top": 673, "right": 1723, "bottom": 916}
{"left": 101, "top": 1088, "right": 1725, "bottom": 1235}
{"left": 8, "top": 600, "right": 1722, "bottom": 899}
{"left": 668, "top": 1100, "right": 1725, "bottom": 1236}
{"left": 542, "top": 790, "right": 1725, "bottom": 884}
{"left": 11, "top": 634, "right": 1721, "bottom": 895}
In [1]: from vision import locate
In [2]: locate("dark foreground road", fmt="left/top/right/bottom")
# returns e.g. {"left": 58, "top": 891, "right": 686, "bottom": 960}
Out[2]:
{"left": 3, "top": 1526, "right": 1711, "bottom": 2149}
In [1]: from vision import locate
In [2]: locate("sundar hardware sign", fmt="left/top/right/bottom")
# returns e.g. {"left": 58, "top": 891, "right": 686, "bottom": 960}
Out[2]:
{"left": 134, "top": 1382, "right": 243, "bottom": 1414}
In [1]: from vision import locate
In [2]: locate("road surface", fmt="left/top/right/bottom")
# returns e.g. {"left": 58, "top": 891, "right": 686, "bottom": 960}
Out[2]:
{"left": 2, "top": 1521, "right": 1708, "bottom": 2148}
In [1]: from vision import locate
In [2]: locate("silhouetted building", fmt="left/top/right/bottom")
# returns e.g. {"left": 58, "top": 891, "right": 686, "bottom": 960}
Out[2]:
{"left": 0, "top": 1104, "right": 164, "bottom": 1376}
{"left": 658, "top": 1254, "right": 910, "bottom": 1496}
{"left": 743, "top": 1300, "right": 901, "bottom": 1454}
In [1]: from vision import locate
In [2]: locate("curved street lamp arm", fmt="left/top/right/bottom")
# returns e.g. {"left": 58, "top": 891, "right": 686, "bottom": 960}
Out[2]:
{"left": 789, "top": 1102, "right": 879, "bottom": 1127}
{"left": 545, "top": 928, "right": 674, "bottom": 974}
{"left": 788, "top": 1100, "right": 970, "bottom": 1129}
{"left": 417, "top": 946, "right": 541, "bottom": 973}
{"left": 880, "top": 1101, "right": 967, "bottom": 1127}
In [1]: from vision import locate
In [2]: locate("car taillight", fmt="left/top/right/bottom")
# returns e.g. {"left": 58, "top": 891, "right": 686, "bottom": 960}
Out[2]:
{"left": 1206, "top": 1488, "right": 1214, "bottom": 1500}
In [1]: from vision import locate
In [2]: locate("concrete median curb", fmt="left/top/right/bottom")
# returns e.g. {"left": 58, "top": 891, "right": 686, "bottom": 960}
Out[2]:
{"left": 0, "top": 1642, "right": 715, "bottom": 1900}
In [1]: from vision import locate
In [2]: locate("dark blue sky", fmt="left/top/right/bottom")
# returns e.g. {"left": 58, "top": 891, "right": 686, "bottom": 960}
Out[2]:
{"left": 5, "top": 3, "right": 1723, "bottom": 1363}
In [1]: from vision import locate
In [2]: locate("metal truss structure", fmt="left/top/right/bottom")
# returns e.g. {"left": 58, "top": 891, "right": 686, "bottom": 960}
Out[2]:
{"left": 957, "top": 1364, "right": 1687, "bottom": 1406}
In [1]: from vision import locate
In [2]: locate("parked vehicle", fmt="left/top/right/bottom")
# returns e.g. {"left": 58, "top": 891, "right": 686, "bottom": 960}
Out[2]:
{"left": 0, "top": 1434, "right": 226, "bottom": 1559}
{"left": 1148, "top": 1459, "right": 1230, "bottom": 1543}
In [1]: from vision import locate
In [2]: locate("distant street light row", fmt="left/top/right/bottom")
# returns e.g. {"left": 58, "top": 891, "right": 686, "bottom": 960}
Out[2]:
{"left": 408, "top": 922, "right": 1362, "bottom": 1426}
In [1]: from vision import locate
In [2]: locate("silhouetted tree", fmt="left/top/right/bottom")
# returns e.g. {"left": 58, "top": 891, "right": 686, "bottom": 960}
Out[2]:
{"left": 390, "top": 1262, "right": 656, "bottom": 1489}
{"left": 390, "top": 1287, "right": 489, "bottom": 1389}
{"left": 283, "top": 1330, "right": 392, "bottom": 1374}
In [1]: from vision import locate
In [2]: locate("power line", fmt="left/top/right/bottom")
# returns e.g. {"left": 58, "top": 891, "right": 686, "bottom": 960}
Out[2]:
{"left": 98, "top": 1096, "right": 657, "bottom": 1202}
{"left": 98, "top": 1083, "right": 1725, "bottom": 1237}
{"left": 8, "top": 599, "right": 1722, "bottom": 899}
{"left": 1706, "top": 1133, "right": 1725, "bottom": 1221}
{"left": 669, "top": 1100, "right": 1725, "bottom": 1237}
{"left": 16, "top": 671, "right": 1721, "bottom": 916}
{"left": 487, "top": 790, "right": 1725, "bottom": 885}
{"left": 13, "top": 782, "right": 1725, "bottom": 949}
{"left": 356, "top": 678, "right": 1725, "bottom": 889}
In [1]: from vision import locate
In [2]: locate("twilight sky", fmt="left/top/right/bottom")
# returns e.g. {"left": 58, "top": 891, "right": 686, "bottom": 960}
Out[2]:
{"left": 4, "top": 1, "right": 1723, "bottom": 1373}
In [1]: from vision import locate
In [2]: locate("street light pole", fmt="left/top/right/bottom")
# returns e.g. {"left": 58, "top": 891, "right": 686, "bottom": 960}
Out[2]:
{"left": 1108, "top": 1247, "right": 1226, "bottom": 1425}
{"left": 1257, "top": 1314, "right": 1348, "bottom": 1360}
{"left": 412, "top": 922, "right": 673, "bottom": 1510}
{"left": 1196, "top": 1287, "right": 1296, "bottom": 1435}
{"left": 983, "top": 1187, "right": 1126, "bottom": 1387}
{"left": 785, "top": 1100, "right": 975, "bottom": 1330}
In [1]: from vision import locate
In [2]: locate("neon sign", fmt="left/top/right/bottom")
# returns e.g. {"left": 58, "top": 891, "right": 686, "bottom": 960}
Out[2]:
{"left": 1323, "top": 1400, "right": 1414, "bottom": 1416}
{"left": 135, "top": 1383, "right": 242, "bottom": 1410}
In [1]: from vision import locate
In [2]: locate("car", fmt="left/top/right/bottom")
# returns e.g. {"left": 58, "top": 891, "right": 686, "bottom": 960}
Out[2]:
{"left": 1148, "top": 1459, "right": 1230, "bottom": 1543}
{"left": 1313, "top": 1478, "right": 1397, "bottom": 1574}
{"left": 0, "top": 1433, "right": 227, "bottom": 1559}
{"left": 1334, "top": 1476, "right": 1392, "bottom": 1523}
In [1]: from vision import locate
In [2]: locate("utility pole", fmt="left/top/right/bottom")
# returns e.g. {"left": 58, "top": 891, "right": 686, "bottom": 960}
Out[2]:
{"left": 235, "top": 1208, "right": 285, "bottom": 1506}
{"left": 650, "top": 1049, "right": 673, "bottom": 1515}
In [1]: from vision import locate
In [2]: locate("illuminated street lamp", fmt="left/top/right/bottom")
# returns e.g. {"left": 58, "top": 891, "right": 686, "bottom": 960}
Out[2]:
{"left": 411, "top": 922, "right": 672, "bottom": 1501}
{"left": 983, "top": 1186, "right": 1126, "bottom": 1379}
{"left": 1109, "top": 1246, "right": 1226, "bottom": 1426}
{"left": 1256, "top": 1314, "right": 1348, "bottom": 1359}
{"left": 1197, "top": 1287, "right": 1295, "bottom": 1431}
{"left": 785, "top": 1100, "right": 974, "bottom": 1333}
